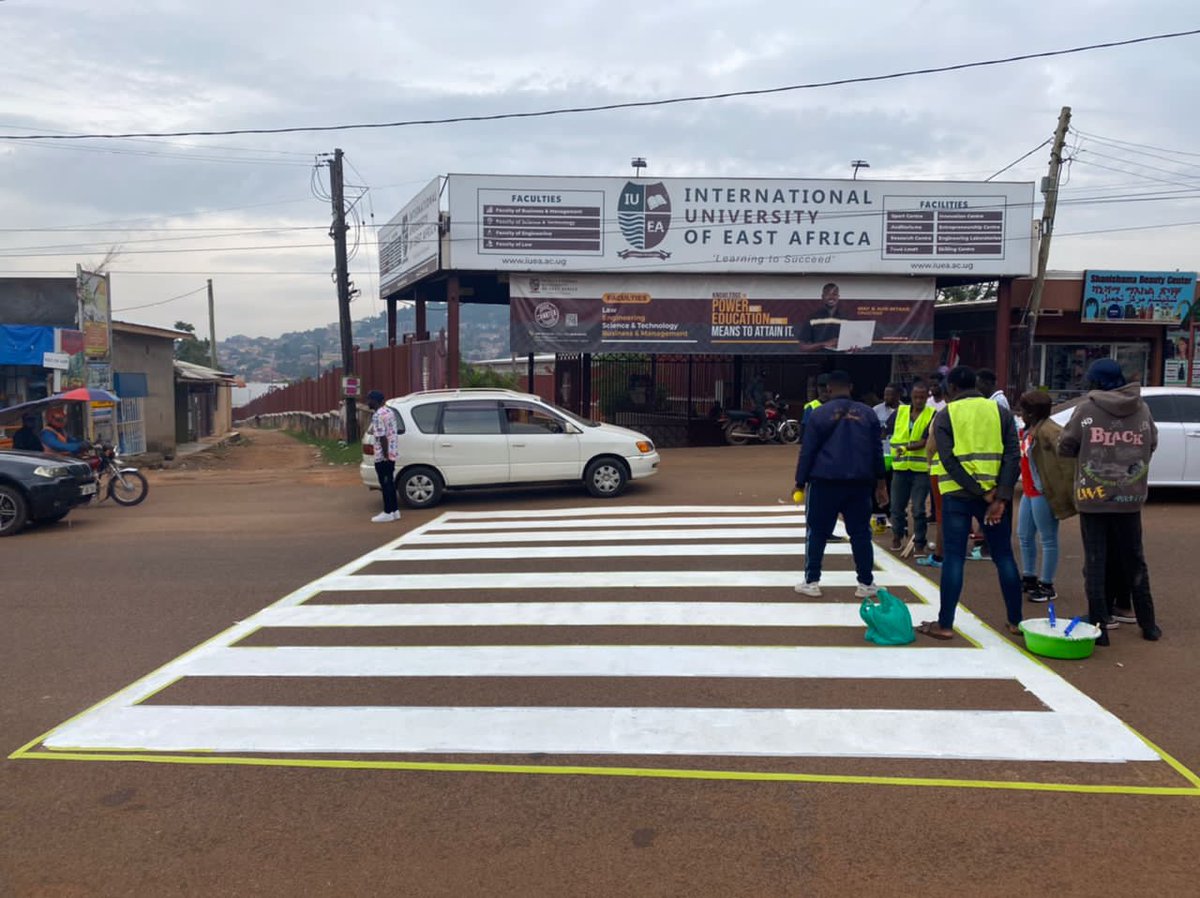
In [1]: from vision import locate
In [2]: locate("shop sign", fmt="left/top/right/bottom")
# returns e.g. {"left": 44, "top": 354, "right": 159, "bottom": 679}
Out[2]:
{"left": 42, "top": 351, "right": 70, "bottom": 370}
{"left": 510, "top": 273, "right": 935, "bottom": 356}
{"left": 1082, "top": 270, "right": 1197, "bottom": 324}
{"left": 1164, "top": 328, "right": 1200, "bottom": 386}
{"left": 342, "top": 375, "right": 361, "bottom": 398}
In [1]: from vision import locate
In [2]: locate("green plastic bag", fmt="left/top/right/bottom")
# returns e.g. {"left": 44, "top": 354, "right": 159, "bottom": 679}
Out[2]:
{"left": 859, "top": 588, "right": 915, "bottom": 645}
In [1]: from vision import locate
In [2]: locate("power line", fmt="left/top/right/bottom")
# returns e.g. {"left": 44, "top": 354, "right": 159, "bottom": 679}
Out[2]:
{"left": 1071, "top": 127, "right": 1200, "bottom": 160}
{"left": 985, "top": 139, "right": 1053, "bottom": 181}
{"left": 112, "top": 285, "right": 208, "bottom": 312}
{"left": 2, "top": 29, "right": 1197, "bottom": 141}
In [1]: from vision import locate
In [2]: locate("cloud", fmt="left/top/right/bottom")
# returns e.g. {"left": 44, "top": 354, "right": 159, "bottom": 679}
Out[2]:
{"left": 0, "top": 0, "right": 1197, "bottom": 337}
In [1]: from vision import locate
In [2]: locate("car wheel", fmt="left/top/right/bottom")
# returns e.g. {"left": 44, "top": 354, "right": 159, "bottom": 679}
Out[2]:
{"left": 399, "top": 466, "right": 444, "bottom": 509}
{"left": 584, "top": 457, "right": 629, "bottom": 498}
{"left": 0, "top": 484, "right": 30, "bottom": 537}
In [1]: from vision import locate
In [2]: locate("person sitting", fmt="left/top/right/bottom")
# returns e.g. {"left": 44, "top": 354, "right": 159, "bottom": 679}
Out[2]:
{"left": 40, "top": 406, "right": 86, "bottom": 456}
{"left": 12, "top": 413, "right": 45, "bottom": 452}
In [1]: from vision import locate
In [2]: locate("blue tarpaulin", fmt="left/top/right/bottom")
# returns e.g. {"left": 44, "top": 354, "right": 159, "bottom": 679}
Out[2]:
{"left": 0, "top": 324, "right": 55, "bottom": 366}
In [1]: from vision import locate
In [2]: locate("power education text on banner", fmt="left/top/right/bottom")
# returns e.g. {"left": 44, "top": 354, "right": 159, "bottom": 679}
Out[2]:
{"left": 1081, "top": 270, "right": 1197, "bottom": 324}
{"left": 510, "top": 274, "right": 935, "bottom": 355}
{"left": 447, "top": 175, "right": 1034, "bottom": 277}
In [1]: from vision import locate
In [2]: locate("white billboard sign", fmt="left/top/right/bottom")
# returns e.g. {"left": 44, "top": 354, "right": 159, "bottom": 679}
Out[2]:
{"left": 446, "top": 174, "right": 1034, "bottom": 277}
{"left": 379, "top": 177, "right": 441, "bottom": 295}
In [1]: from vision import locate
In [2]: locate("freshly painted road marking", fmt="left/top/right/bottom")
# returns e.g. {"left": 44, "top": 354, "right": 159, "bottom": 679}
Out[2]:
{"left": 16, "top": 505, "right": 1198, "bottom": 793}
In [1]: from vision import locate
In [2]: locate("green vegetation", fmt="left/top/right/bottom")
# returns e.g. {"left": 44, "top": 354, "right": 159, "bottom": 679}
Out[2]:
{"left": 459, "top": 360, "right": 520, "bottom": 389}
{"left": 283, "top": 429, "right": 362, "bottom": 465}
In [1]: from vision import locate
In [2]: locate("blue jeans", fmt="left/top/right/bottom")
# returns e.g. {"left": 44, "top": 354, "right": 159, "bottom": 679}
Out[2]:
{"left": 1017, "top": 494, "right": 1059, "bottom": 583}
{"left": 889, "top": 470, "right": 930, "bottom": 545}
{"left": 938, "top": 494, "right": 1023, "bottom": 629}
{"left": 805, "top": 478, "right": 875, "bottom": 586}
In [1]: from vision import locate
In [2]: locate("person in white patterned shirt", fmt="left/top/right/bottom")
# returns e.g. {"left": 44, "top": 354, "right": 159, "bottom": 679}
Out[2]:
{"left": 366, "top": 390, "right": 401, "bottom": 523}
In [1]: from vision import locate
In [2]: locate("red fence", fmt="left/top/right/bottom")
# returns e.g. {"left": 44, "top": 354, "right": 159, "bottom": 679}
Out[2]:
{"left": 234, "top": 336, "right": 447, "bottom": 419}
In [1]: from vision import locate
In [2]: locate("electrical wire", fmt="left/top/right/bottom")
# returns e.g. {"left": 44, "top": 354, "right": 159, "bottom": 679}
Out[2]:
{"left": 1071, "top": 127, "right": 1200, "bottom": 160}
{"left": 985, "top": 139, "right": 1052, "bottom": 181}
{"left": 1, "top": 29, "right": 1197, "bottom": 141}
{"left": 112, "top": 285, "right": 208, "bottom": 312}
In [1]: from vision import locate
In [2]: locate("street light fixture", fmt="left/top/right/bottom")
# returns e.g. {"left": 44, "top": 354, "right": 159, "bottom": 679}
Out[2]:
{"left": 631, "top": 157, "right": 647, "bottom": 176}
{"left": 851, "top": 160, "right": 871, "bottom": 180}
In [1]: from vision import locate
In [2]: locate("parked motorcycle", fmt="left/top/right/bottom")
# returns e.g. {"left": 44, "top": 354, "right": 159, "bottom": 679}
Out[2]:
{"left": 82, "top": 442, "right": 149, "bottom": 506}
{"left": 771, "top": 395, "right": 800, "bottom": 444}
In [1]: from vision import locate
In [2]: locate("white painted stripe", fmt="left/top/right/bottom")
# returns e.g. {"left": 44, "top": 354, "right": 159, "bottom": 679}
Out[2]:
{"left": 179, "top": 644, "right": 1022, "bottom": 680}
{"left": 437, "top": 505, "right": 805, "bottom": 520}
{"left": 318, "top": 569, "right": 907, "bottom": 592}
{"left": 372, "top": 542, "right": 830, "bottom": 561}
{"left": 430, "top": 515, "right": 804, "bottom": 531}
{"left": 254, "top": 601, "right": 917, "bottom": 629}
{"left": 407, "top": 527, "right": 806, "bottom": 545}
{"left": 45, "top": 705, "right": 1158, "bottom": 762}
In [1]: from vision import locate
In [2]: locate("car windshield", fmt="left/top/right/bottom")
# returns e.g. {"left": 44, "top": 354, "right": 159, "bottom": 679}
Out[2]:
{"left": 549, "top": 404, "right": 600, "bottom": 428}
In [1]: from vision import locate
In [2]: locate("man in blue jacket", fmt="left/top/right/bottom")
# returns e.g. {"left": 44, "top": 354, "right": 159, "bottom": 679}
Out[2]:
{"left": 794, "top": 370, "right": 889, "bottom": 597}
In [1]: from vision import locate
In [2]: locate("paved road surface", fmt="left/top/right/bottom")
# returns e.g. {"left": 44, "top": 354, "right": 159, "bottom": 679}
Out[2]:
{"left": 2, "top": 430, "right": 1198, "bottom": 896}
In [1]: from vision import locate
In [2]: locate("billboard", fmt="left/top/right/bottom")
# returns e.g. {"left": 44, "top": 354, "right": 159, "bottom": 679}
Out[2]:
{"left": 510, "top": 274, "right": 935, "bottom": 355}
{"left": 448, "top": 175, "right": 1034, "bottom": 277}
{"left": 378, "top": 177, "right": 441, "bottom": 295}
{"left": 1082, "top": 270, "right": 1197, "bottom": 324}
{"left": 77, "top": 267, "right": 112, "bottom": 389}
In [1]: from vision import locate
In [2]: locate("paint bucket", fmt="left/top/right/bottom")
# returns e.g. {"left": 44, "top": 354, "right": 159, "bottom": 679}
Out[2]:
{"left": 1019, "top": 618, "right": 1101, "bottom": 660}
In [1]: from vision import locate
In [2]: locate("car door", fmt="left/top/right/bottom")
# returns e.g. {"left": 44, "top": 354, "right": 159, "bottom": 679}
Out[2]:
{"left": 1170, "top": 393, "right": 1200, "bottom": 485}
{"left": 502, "top": 400, "right": 581, "bottom": 482}
{"left": 434, "top": 400, "right": 509, "bottom": 485}
{"left": 1143, "top": 394, "right": 1185, "bottom": 484}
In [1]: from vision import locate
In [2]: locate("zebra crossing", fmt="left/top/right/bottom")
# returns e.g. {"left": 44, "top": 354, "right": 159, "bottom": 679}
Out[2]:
{"left": 35, "top": 505, "right": 1160, "bottom": 769}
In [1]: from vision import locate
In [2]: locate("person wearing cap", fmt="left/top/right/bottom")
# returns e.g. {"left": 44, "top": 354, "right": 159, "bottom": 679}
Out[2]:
{"left": 365, "top": 389, "right": 401, "bottom": 523}
{"left": 919, "top": 365, "right": 1023, "bottom": 641}
{"left": 1058, "top": 358, "right": 1160, "bottom": 644}
{"left": 12, "top": 413, "right": 44, "bottom": 451}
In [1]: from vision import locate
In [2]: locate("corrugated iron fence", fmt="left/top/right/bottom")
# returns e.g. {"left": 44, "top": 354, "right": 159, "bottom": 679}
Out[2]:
{"left": 233, "top": 335, "right": 447, "bottom": 418}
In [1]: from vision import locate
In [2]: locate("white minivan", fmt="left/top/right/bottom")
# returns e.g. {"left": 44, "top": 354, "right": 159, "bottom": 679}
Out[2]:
{"left": 361, "top": 388, "right": 660, "bottom": 507}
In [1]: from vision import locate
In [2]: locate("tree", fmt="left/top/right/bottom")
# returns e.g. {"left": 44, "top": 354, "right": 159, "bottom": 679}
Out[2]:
{"left": 459, "top": 360, "right": 519, "bottom": 389}
{"left": 173, "top": 321, "right": 213, "bottom": 366}
{"left": 936, "top": 282, "right": 998, "bottom": 304}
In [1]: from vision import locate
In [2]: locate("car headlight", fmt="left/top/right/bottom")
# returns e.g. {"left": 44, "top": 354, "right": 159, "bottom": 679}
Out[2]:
{"left": 635, "top": 440, "right": 654, "bottom": 454}
{"left": 33, "top": 465, "right": 69, "bottom": 479}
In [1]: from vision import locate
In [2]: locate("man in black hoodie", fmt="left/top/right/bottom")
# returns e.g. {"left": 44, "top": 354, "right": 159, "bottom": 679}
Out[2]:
{"left": 1058, "top": 358, "right": 1161, "bottom": 644}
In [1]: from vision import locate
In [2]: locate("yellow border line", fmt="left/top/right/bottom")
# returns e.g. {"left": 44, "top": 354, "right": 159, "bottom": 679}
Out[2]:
{"left": 9, "top": 748, "right": 1200, "bottom": 796}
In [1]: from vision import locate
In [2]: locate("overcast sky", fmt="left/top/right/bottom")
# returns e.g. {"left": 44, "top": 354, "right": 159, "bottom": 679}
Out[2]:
{"left": 1, "top": 0, "right": 1197, "bottom": 339}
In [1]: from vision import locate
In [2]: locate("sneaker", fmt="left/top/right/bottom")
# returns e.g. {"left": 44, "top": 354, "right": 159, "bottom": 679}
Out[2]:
{"left": 968, "top": 546, "right": 984, "bottom": 561}
{"left": 827, "top": 535, "right": 846, "bottom": 543}
{"left": 1143, "top": 625, "right": 1162, "bottom": 641}
{"left": 794, "top": 581, "right": 822, "bottom": 597}
{"left": 371, "top": 511, "right": 399, "bottom": 523}
{"left": 1104, "top": 616, "right": 1120, "bottom": 630}
{"left": 1021, "top": 575, "right": 1039, "bottom": 595}
{"left": 855, "top": 582, "right": 880, "bottom": 598}
{"left": 1112, "top": 608, "right": 1138, "bottom": 624}
{"left": 890, "top": 536, "right": 903, "bottom": 552}
{"left": 1035, "top": 582, "right": 1056, "bottom": 601}
{"left": 916, "top": 555, "right": 943, "bottom": 568}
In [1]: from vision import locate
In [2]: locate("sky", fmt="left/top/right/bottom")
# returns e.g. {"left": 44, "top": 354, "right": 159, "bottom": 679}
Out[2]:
{"left": 1, "top": 0, "right": 1197, "bottom": 339}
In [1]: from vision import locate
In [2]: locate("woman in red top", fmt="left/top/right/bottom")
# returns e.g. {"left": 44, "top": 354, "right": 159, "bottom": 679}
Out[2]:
{"left": 1016, "top": 392, "right": 1059, "bottom": 602}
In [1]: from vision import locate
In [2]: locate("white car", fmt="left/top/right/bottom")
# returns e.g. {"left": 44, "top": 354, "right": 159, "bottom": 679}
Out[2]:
{"left": 361, "top": 388, "right": 661, "bottom": 508}
{"left": 1051, "top": 386, "right": 1200, "bottom": 487}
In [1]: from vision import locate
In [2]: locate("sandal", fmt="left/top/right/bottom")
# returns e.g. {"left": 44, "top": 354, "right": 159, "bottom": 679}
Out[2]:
{"left": 917, "top": 620, "right": 954, "bottom": 641}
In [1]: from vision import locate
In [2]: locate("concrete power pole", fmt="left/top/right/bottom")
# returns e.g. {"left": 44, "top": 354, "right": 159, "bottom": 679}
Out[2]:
{"left": 1016, "top": 106, "right": 1072, "bottom": 391}
{"left": 206, "top": 278, "right": 219, "bottom": 369}
{"left": 328, "top": 148, "right": 359, "bottom": 442}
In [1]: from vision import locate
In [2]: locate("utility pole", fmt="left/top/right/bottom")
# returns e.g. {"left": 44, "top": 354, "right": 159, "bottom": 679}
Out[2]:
{"left": 1016, "top": 106, "right": 1072, "bottom": 391}
{"left": 328, "top": 148, "right": 359, "bottom": 441}
{"left": 206, "top": 278, "right": 219, "bottom": 369}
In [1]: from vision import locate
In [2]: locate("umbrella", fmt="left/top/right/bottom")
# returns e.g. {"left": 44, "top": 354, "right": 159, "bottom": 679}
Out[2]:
{"left": 0, "top": 387, "right": 121, "bottom": 423}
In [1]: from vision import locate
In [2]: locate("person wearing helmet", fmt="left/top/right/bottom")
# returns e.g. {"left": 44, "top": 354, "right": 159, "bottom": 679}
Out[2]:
{"left": 40, "top": 406, "right": 86, "bottom": 456}
{"left": 366, "top": 389, "right": 401, "bottom": 523}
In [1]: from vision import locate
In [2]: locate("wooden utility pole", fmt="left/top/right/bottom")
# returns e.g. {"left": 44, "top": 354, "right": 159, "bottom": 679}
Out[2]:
{"left": 206, "top": 278, "right": 219, "bottom": 369}
{"left": 1016, "top": 106, "right": 1072, "bottom": 390}
{"left": 328, "top": 148, "right": 359, "bottom": 441}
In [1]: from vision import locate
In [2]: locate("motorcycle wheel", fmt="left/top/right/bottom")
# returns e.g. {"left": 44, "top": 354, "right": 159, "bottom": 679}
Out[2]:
{"left": 759, "top": 421, "right": 779, "bottom": 443}
{"left": 108, "top": 470, "right": 149, "bottom": 506}
{"left": 778, "top": 421, "right": 800, "bottom": 444}
{"left": 724, "top": 423, "right": 751, "bottom": 446}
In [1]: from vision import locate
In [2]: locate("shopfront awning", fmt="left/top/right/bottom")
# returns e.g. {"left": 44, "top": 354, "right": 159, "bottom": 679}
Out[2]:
{"left": 0, "top": 324, "right": 55, "bottom": 366}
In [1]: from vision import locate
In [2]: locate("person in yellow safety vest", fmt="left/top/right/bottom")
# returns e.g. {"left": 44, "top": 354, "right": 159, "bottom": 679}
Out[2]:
{"left": 798, "top": 372, "right": 830, "bottom": 444}
{"left": 917, "top": 365, "right": 1023, "bottom": 642}
{"left": 887, "top": 381, "right": 935, "bottom": 555}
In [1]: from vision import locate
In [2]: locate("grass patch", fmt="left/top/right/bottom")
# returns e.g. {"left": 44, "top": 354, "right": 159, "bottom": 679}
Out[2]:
{"left": 283, "top": 429, "right": 362, "bottom": 465}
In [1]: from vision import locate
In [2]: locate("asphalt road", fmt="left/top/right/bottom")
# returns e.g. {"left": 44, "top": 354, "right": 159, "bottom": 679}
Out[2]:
{"left": 2, "top": 430, "right": 1198, "bottom": 897}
